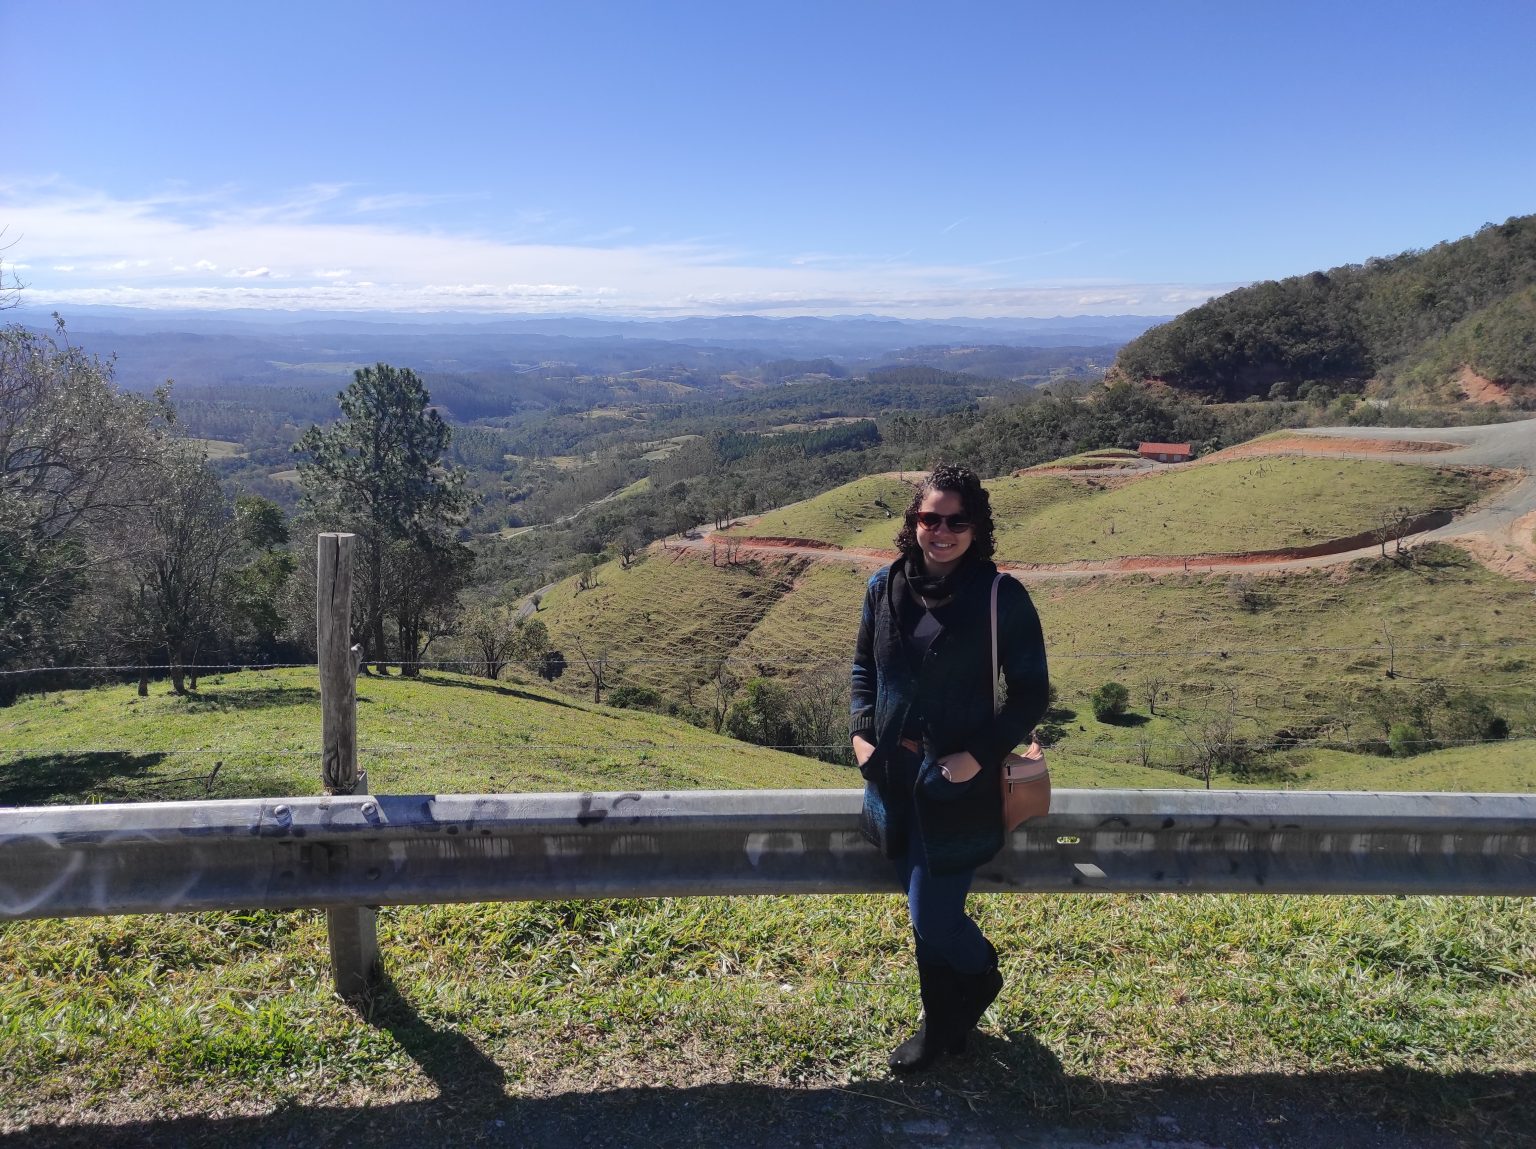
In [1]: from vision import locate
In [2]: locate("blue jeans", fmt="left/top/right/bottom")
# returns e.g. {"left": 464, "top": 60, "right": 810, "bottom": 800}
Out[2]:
{"left": 896, "top": 795, "right": 993, "bottom": 974}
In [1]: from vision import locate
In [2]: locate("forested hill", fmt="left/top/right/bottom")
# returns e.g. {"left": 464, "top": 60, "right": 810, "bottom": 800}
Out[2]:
{"left": 1112, "top": 214, "right": 1536, "bottom": 403}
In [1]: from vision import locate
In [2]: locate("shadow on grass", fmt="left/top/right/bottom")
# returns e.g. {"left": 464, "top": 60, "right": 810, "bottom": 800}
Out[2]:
{"left": 403, "top": 673, "right": 581, "bottom": 710}
{"left": 13, "top": 1027, "right": 1532, "bottom": 1148}
{"left": 359, "top": 975, "right": 505, "bottom": 1112}
{"left": 179, "top": 685, "right": 320, "bottom": 713}
{"left": 1101, "top": 712, "right": 1150, "bottom": 728}
{"left": 0, "top": 751, "right": 167, "bottom": 806}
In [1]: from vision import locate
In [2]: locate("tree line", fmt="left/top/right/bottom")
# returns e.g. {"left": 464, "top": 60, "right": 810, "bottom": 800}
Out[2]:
{"left": 1114, "top": 214, "right": 1536, "bottom": 401}
{"left": 0, "top": 329, "right": 560, "bottom": 699}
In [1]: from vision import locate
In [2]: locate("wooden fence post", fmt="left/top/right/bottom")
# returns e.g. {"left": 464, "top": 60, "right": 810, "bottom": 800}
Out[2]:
{"left": 317, "top": 532, "right": 378, "bottom": 1000}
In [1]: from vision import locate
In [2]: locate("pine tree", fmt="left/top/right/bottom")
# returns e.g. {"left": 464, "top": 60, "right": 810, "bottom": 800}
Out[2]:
{"left": 295, "top": 364, "right": 471, "bottom": 672}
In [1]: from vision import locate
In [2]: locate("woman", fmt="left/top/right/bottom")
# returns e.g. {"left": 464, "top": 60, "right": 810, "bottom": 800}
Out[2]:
{"left": 850, "top": 463, "right": 1050, "bottom": 1073}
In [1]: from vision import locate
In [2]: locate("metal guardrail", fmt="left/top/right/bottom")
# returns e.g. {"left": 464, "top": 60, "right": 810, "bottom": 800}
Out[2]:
{"left": 6, "top": 788, "right": 1536, "bottom": 925}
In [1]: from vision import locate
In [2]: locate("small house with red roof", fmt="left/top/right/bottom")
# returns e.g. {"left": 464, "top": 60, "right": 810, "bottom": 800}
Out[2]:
{"left": 1138, "top": 442, "right": 1193, "bottom": 463}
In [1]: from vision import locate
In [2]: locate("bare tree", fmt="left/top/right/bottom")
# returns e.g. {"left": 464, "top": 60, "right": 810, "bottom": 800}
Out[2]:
{"left": 0, "top": 244, "right": 22, "bottom": 311}
{"left": 573, "top": 636, "right": 626, "bottom": 704}
{"left": 787, "top": 664, "right": 853, "bottom": 764}
{"left": 1374, "top": 504, "right": 1413, "bottom": 560}
{"left": 706, "top": 655, "right": 739, "bottom": 733}
{"left": 1134, "top": 726, "right": 1155, "bottom": 771}
{"left": 1141, "top": 669, "right": 1168, "bottom": 716}
{"left": 1, "top": 323, "right": 169, "bottom": 667}
{"left": 104, "top": 445, "right": 240, "bottom": 695}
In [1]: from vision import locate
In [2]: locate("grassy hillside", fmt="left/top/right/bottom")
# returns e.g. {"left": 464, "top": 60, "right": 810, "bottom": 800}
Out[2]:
{"left": 536, "top": 548, "right": 815, "bottom": 704}
{"left": 727, "top": 474, "right": 919, "bottom": 547}
{"left": 1298, "top": 738, "right": 1536, "bottom": 792}
{"left": 733, "top": 563, "right": 870, "bottom": 675}
{"left": 1006, "top": 457, "right": 1482, "bottom": 561}
{"left": 0, "top": 667, "right": 851, "bottom": 807}
{"left": 537, "top": 540, "right": 1535, "bottom": 789}
{"left": 729, "top": 458, "right": 1487, "bottom": 562}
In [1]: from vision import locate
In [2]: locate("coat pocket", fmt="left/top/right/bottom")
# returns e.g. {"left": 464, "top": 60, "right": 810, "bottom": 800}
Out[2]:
{"left": 917, "top": 755, "right": 979, "bottom": 802}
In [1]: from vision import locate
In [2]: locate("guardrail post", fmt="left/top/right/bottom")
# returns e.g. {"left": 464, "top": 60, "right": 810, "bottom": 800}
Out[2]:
{"left": 317, "top": 532, "right": 378, "bottom": 1000}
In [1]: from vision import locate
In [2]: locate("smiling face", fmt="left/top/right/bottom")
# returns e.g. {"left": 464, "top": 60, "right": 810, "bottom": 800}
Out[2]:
{"left": 914, "top": 488, "right": 974, "bottom": 574}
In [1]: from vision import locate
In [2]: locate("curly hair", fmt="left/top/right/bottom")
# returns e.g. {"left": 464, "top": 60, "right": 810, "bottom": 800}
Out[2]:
{"left": 894, "top": 463, "right": 996, "bottom": 562}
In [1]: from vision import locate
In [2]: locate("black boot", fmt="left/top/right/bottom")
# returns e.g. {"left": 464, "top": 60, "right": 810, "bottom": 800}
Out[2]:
{"left": 951, "top": 941, "right": 1003, "bottom": 1040}
{"left": 888, "top": 961, "right": 963, "bottom": 1074}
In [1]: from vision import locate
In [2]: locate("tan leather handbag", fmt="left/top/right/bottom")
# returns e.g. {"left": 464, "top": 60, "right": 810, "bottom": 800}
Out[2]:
{"left": 991, "top": 574, "right": 1051, "bottom": 832}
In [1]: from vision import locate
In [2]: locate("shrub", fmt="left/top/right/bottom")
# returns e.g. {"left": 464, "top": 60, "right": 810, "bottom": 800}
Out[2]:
{"left": 1440, "top": 693, "right": 1511, "bottom": 746}
{"left": 537, "top": 649, "right": 567, "bottom": 681}
{"left": 1091, "top": 681, "right": 1130, "bottom": 722}
{"left": 1389, "top": 722, "right": 1426, "bottom": 757}
{"left": 724, "top": 678, "right": 796, "bottom": 748}
{"left": 608, "top": 685, "right": 663, "bottom": 712}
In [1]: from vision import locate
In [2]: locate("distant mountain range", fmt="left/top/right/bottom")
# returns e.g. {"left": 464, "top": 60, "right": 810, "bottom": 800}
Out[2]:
{"left": 17, "top": 306, "right": 1167, "bottom": 357}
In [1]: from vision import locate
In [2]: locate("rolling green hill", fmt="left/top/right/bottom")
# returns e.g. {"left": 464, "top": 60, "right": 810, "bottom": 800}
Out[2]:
{"left": 724, "top": 474, "right": 919, "bottom": 547}
{"left": 729, "top": 458, "right": 1488, "bottom": 561}
{"left": 536, "top": 539, "right": 1535, "bottom": 790}
{"left": 535, "top": 548, "right": 815, "bottom": 705}
{"left": 0, "top": 667, "right": 850, "bottom": 807}
{"left": 1113, "top": 213, "right": 1536, "bottom": 401}
{"left": 997, "top": 456, "right": 1482, "bottom": 561}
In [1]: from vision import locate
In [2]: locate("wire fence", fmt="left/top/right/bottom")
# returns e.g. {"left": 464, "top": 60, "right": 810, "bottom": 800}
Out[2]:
{"left": 5, "top": 637, "right": 1536, "bottom": 677}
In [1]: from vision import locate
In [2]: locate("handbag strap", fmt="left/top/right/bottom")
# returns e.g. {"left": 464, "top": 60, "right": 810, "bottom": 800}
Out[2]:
{"left": 990, "top": 573, "right": 1003, "bottom": 717}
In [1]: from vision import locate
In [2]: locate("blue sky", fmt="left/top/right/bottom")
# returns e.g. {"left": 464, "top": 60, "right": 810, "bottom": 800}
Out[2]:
{"left": 4, "top": 0, "right": 1534, "bottom": 317}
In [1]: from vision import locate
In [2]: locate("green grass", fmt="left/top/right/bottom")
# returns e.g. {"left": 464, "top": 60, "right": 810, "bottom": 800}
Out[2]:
{"left": 537, "top": 549, "right": 814, "bottom": 703}
{"left": 0, "top": 667, "right": 851, "bottom": 807}
{"left": 3, "top": 893, "right": 1533, "bottom": 1141}
{"left": 4, "top": 567, "right": 1535, "bottom": 1139}
{"left": 1010, "top": 457, "right": 1485, "bottom": 562}
{"left": 734, "top": 564, "right": 870, "bottom": 677}
{"left": 1036, "top": 544, "right": 1535, "bottom": 713}
{"left": 728, "top": 474, "right": 918, "bottom": 546}
{"left": 1026, "top": 448, "right": 1144, "bottom": 470}
{"left": 1298, "top": 739, "right": 1536, "bottom": 792}
{"left": 726, "top": 459, "right": 1489, "bottom": 562}
{"left": 540, "top": 540, "right": 1535, "bottom": 790}
{"left": 1030, "top": 544, "right": 1536, "bottom": 782}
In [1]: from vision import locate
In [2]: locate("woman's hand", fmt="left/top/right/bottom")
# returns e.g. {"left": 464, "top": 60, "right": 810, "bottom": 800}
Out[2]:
{"left": 852, "top": 735, "right": 876, "bottom": 768}
{"left": 937, "top": 751, "right": 981, "bottom": 783}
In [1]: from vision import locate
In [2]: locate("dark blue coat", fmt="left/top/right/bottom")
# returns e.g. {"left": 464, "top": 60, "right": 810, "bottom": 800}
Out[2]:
{"left": 850, "top": 555, "right": 1050, "bottom": 875}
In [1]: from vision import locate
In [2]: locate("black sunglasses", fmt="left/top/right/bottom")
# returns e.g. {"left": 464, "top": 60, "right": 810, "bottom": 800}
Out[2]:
{"left": 914, "top": 511, "right": 973, "bottom": 532}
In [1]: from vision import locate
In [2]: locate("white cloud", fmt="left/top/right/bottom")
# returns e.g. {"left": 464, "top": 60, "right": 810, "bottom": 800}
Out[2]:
{"left": 0, "top": 182, "right": 1233, "bottom": 317}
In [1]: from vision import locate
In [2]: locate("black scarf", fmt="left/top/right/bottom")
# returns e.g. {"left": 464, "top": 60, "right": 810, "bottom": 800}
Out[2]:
{"left": 903, "top": 549, "right": 979, "bottom": 607}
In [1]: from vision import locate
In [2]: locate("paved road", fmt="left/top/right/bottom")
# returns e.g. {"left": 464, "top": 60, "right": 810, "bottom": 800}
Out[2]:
{"left": 1300, "top": 420, "right": 1536, "bottom": 548}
